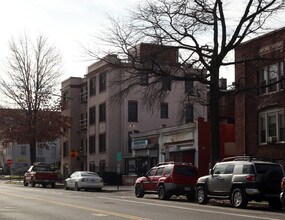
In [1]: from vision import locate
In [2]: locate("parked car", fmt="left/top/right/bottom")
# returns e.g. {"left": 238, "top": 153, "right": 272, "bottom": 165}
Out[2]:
{"left": 196, "top": 156, "right": 285, "bottom": 209}
{"left": 134, "top": 162, "right": 198, "bottom": 201}
{"left": 64, "top": 171, "right": 103, "bottom": 191}
{"left": 23, "top": 163, "right": 58, "bottom": 188}
{"left": 281, "top": 177, "right": 285, "bottom": 209}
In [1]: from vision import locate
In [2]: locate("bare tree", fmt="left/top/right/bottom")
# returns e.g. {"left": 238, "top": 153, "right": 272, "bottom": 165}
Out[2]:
{"left": 87, "top": 0, "right": 285, "bottom": 166}
{"left": 0, "top": 34, "right": 71, "bottom": 165}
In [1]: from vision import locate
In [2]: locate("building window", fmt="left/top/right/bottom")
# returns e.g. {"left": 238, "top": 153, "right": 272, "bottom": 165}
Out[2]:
{"left": 99, "top": 133, "right": 106, "bottom": 153}
{"left": 99, "top": 103, "right": 106, "bottom": 122}
{"left": 21, "top": 146, "right": 26, "bottom": 155}
{"left": 185, "top": 103, "right": 194, "bottom": 123}
{"left": 51, "top": 146, "right": 56, "bottom": 160}
{"left": 89, "top": 106, "right": 96, "bottom": 125}
{"left": 63, "top": 142, "right": 68, "bottom": 157}
{"left": 258, "top": 108, "right": 284, "bottom": 144}
{"left": 185, "top": 80, "right": 194, "bottom": 95}
{"left": 161, "top": 76, "right": 171, "bottom": 91}
{"left": 62, "top": 91, "right": 70, "bottom": 108}
{"left": 80, "top": 86, "right": 87, "bottom": 102}
{"left": 99, "top": 72, "right": 106, "bottom": 93}
{"left": 89, "top": 135, "right": 96, "bottom": 154}
{"left": 90, "top": 77, "right": 96, "bottom": 96}
{"left": 128, "top": 101, "right": 138, "bottom": 122}
{"left": 258, "top": 62, "right": 284, "bottom": 94}
{"left": 160, "top": 103, "right": 168, "bottom": 119}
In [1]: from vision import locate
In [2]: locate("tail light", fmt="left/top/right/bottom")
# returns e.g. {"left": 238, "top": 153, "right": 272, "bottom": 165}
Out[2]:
{"left": 281, "top": 178, "right": 285, "bottom": 189}
{"left": 245, "top": 175, "right": 256, "bottom": 182}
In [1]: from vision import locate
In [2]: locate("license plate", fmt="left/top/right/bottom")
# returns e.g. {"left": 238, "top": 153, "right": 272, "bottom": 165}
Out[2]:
{"left": 185, "top": 187, "right": 191, "bottom": 191}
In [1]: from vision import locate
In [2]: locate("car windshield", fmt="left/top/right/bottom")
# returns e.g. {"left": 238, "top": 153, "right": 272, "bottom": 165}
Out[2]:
{"left": 80, "top": 172, "right": 99, "bottom": 177}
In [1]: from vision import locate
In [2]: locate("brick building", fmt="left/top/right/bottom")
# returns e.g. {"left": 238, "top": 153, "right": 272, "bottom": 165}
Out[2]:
{"left": 235, "top": 27, "right": 285, "bottom": 163}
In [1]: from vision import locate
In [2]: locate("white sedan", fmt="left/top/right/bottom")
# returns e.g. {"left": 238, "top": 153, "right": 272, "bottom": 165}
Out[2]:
{"left": 64, "top": 171, "right": 103, "bottom": 191}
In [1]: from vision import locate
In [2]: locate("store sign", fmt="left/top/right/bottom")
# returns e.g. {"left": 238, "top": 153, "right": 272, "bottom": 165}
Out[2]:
{"left": 132, "top": 140, "right": 148, "bottom": 150}
{"left": 259, "top": 41, "right": 283, "bottom": 55}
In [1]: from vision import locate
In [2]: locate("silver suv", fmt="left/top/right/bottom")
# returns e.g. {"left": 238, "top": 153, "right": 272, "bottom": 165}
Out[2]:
{"left": 196, "top": 156, "right": 284, "bottom": 209}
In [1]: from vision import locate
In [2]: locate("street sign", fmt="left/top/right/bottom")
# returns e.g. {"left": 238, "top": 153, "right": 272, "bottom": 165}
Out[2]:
{"left": 116, "top": 152, "right": 122, "bottom": 161}
{"left": 69, "top": 150, "right": 79, "bottom": 159}
{"left": 7, "top": 159, "right": 13, "bottom": 166}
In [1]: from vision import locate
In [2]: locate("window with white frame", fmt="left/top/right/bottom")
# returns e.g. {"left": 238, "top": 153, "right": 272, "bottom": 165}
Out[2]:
{"left": 258, "top": 62, "right": 284, "bottom": 94}
{"left": 258, "top": 108, "right": 285, "bottom": 144}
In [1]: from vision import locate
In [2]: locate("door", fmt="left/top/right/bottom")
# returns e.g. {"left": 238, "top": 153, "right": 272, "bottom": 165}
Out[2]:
{"left": 143, "top": 168, "right": 157, "bottom": 191}
{"left": 207, "top": 164, "right": 227, "bottom": 195}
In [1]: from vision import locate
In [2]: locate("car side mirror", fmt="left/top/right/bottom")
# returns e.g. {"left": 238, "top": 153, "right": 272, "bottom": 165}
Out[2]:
{"left": 209, "top": 169, "right": 214, "bottom": 175}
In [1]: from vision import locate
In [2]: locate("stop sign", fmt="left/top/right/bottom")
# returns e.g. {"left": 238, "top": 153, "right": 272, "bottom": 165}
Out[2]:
{"left": 7, "top": 159, "right": 13, "bottom": 166}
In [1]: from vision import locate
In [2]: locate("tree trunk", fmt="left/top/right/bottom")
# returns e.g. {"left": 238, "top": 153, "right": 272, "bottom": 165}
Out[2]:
{"left": 29, "top": 140, "right": 37, "bottom": 165}
{"left": 209, "top": 69, "right": 220, "bottom": 167}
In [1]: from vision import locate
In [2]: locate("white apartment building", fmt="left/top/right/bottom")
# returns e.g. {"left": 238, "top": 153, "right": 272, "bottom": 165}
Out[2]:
{"left": 61, "top": 44, "right": 207, "bottom": 184}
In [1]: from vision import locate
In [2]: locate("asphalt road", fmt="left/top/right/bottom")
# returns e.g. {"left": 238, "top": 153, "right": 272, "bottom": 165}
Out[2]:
{"left": 0, "top": 183, "right": 284, "bottom": 220}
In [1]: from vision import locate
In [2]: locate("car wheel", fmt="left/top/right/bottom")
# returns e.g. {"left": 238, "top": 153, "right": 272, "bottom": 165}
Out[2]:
{"left": 64, "top": 182, "right": 68, "bottom": 190}
{"left": 23, "top": 179, "right": 28, "bottom": 187}
{"left": 51, "top": 183, "right": 55, "bottom": 188}
{"left": 268, "top": 198, "right": 282, "bottom": 210}
{"left": 196, "top": 186, "right": 208, "bottom": 204}
{"left": 31, "top": 182, "right": 36, "bottom": 187}
{"left": 135, "top": 183, "right": 144, "bottom": 198}
{"left": 158, "top": 185, "right": 170, "bottom": 200}
{"left": 75, "top": 182, "right": 80, "bottom": 191}
{"left": 42, "top": 184, "right": 47, "bottom": 188}
{"left": 231, "top": 188, "right": 248, "bottom": 208}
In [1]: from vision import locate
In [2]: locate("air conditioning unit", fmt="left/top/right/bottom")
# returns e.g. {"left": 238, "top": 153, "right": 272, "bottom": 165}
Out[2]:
{"left": 267, "top": 136, "right": 277, "bottom": 144}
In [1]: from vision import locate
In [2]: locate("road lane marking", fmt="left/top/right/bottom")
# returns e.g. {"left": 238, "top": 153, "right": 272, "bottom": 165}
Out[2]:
{"left": 98, "top": 196, "right": 282, "bottom": 220}
{"left": 92, "top": 213, "right": 108, "bottom": 216}
{"left": 0, "top": 191, "right": 150, "bottom": 220}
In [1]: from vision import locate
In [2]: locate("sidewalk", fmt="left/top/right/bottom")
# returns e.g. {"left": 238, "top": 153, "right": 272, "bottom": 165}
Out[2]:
{"left": 103, "top": 184, "right": 134, "bottom": 191}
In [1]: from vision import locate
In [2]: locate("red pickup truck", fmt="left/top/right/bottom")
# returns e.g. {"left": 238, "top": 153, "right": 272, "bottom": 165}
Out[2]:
{"left": 23, "top": 163, "right": 58, "bottom": 188}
